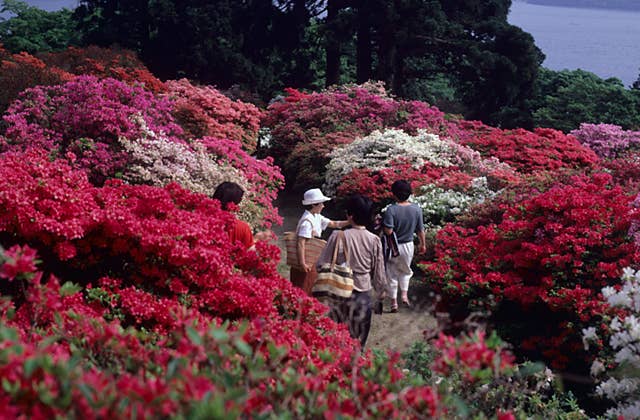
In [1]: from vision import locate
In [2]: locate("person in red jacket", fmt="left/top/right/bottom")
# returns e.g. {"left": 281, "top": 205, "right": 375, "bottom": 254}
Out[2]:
{"left": 213, "top": 182, "right": 254, "bottom": 249}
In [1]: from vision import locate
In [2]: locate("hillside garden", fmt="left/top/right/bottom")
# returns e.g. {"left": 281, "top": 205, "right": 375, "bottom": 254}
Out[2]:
{"left": 1, "top": 45, "right": 640, "bottom": 418}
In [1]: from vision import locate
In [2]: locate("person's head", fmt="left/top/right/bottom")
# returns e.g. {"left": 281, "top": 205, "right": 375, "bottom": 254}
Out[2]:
{"left": 302, "top": 188, "right": 331, "bottom": 214}
{"left": 213, "top": 182, "right": 244, "bottom": 211}
{"left": 345, "top": 194, "right": 373, "bottom": 226}
{"left": 391, "top": 180, "right": 412, "bottom": 201}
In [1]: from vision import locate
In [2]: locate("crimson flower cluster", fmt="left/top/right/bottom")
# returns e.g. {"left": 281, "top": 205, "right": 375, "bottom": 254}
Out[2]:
{"left": 422, "top": 173, "right": 640, "bottom": 369}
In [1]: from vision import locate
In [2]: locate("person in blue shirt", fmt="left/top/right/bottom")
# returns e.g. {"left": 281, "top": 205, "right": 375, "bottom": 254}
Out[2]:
{"left": 382, "top": 180, "right": 426, "bottom": 312}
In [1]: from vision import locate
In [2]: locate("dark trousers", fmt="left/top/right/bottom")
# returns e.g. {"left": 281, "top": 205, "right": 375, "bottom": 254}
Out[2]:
{"left": 329, "top": 290, "right": 372, "bottom": 349}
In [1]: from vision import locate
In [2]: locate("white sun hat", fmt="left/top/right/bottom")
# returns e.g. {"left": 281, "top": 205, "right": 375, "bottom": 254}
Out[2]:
{"left": 302, "top": 188, "right": 332, "bottom": 205}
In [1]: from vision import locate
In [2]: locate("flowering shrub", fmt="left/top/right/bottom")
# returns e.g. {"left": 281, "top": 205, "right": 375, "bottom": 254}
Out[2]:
{"left": 325, "top": 128, "right": 512, "bottom": 229}
{"left": 201, "top": 137, "right": 284, "bottom": 228}
{"left": 264, "top": 82, "right": 461, "bottom": 190}
{"left": 39, "top": 45, "right": 166, "bottom": 92}
{"left": 457, "top": 121, "right": 599, "bottom": 173}
{"left": 432, "top": 330, "right": 516, "bottom": 383}
{"left": 2, "top": 76, "right": 183, "bottom": 185}
{"left": 165, "top": 79, "right": 263, "bottom": 151}
{"left": 120, "top": 127, "right": 275, "bottom": 229}
{"left": 583, "top": 267, "right": 640, "bottom": 419}
{"left": 570, "top": 123, "right": 640, "bottom": 159}
{"left": 422, "top": 173, "right": 640, "bottom": 370}
{"left": 0, "top": 150, "right": 447, "bottom": 417}
{"left": 403, "top": 332, "right": 586, "bottom": 419}
{"left": 0, "top": 47, "right": 73, "bottom": 113}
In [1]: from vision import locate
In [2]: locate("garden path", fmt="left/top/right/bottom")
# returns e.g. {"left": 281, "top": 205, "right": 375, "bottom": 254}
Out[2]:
{"left": 271, "top": 191, "right": 437, "bottom": 355}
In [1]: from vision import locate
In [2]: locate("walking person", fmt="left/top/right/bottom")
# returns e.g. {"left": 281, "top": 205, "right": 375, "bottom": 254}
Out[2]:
{"left": 382, "top": 180, "right": 426, "bottom": 312}
{"left": 316, "top": 194, "right": 388, "bottom": 348}
{"left": 290, "top": 188, "right": 349, "bottom": 295}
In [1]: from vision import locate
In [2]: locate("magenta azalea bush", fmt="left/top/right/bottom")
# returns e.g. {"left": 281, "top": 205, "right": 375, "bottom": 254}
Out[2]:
{"left": 2, "top": 76, "right": 183, "bottom": 185}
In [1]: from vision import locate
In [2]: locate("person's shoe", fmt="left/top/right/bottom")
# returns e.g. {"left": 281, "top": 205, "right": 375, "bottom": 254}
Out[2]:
{"left": 389, "top": 305, "right": 398, "bottom": 313}
{"left": 402, "top": 299, "right": 411, "bottom": 308}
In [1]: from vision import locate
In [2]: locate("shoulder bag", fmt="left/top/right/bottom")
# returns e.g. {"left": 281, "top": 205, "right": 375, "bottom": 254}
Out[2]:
{"left": 312, "top": 230, "right": 354, "bottom": 304}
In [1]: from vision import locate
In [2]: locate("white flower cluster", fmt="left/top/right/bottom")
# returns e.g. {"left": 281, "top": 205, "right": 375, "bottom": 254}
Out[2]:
{"left": 412, "top": 177, "right": 495, "bottom": 228}
{"left": 324, "top": 129, "right": 463, "bottom": 195}
{"left": 583, "top": 267, "right": 640, "bottom": 418}
{"left": 119, "top": 128, "right": 263, "bottom": 228}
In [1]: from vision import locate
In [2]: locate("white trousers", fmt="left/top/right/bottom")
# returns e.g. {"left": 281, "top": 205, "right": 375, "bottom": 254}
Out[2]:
{"left": 386, "top": 242, "right": 414, "bottom": 299}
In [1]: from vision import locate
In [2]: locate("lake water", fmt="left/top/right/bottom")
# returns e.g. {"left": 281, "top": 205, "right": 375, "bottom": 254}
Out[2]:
{"left": 509, "top": 0, "right": 640, "bottom": 87}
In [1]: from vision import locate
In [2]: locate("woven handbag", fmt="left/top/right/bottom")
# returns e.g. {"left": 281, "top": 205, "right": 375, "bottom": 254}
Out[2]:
{"left": 284, "top": 218, "right": 326, "bottom": 269}
{"left": 312, "top": 231, "right": 354, "bottom": 303}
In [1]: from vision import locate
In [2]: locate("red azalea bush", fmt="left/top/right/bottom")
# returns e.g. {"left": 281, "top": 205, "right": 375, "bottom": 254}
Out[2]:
{"left": 39, "top": 45, "right": 166, "bottom": 93}
{"left": 166, "top": 79, "right": 263, "bottom": 151}
{"left": 457, "top": 121, "right": 600, "bottom": 173}
{"left": 0, "top": 250, "right": 440, "bottom": 418}
{"left": 2, "top": 76, "right": 183, "bottom": 185}
{"left": 0, "top": 149, "right": 445, "bottom": 417}
{"left": 0, "top": 47, "right": 74, "bottom": 114}
{"left": 421, "top": 172, "right": 640, "bottom": 370}
{"left": 263, "top": 82, "right": 461, "bottom": 190}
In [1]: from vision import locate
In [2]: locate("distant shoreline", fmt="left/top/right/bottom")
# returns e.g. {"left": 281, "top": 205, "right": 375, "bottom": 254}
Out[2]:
{"left": 518, "top": 0, "right": 640, "bottom": 12}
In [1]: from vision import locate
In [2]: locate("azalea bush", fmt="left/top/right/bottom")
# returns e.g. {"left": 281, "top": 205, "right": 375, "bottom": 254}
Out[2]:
{"left": 263, "top": 82, "right": 461, "bottom": 190}
{"left": 421, "top": 172, "right": 640, "bottom": 370}
{"left": 0, "top": 242, "right": 442, "bottom": 418}
{"left": 165, "top": 79, "right": 263, "bottom": 151}
{"left": 120, "top": 125, "right": 279, "bottom": 229}
{"left": 403, "top": 331, "right": 586, "bottom": 419}
{"left": 582, "top": 267, "right": 640, "bottom": 419}
{"left": 457, "top": 121, "right": 599, "bottom": 174}
{"left": 2, "top": 76, "right": 183, "bottom": 185}
{"left": 39, "top": 45, "right": 166, "bottom": 93}
{"left": 324, "top": 128, "right": 513, "bottom": 229}
{"left": 570, "top": 123, "right": 640, "bottom": 159}
{"left": 0, "top": 46, "right": 73, "bottom": 114}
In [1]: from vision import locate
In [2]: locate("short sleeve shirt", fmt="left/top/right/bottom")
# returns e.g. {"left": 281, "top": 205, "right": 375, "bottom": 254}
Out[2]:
{"left": 229, "top": 219, "right": 254, "bottom": 249}
{"left": 382, "top": 203, "right": 424, "bottom": 244}
{"left": 297, "top": 210, "right": 330, "bottom": 238}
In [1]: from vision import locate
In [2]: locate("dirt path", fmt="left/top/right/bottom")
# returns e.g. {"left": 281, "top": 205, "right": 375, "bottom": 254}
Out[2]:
{"left": 271, "top": 191, "right": 437, "bottom": 355}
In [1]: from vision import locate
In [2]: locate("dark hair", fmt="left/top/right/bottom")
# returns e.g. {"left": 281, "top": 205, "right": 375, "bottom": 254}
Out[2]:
{"left": 213, "top": 182, "right": 244, "bottom": 210}
{"left": 391, "top": 180, "right": 412, "bottom": 201}
{"left": 345, "top": 194, "right": 373, "bottom": 226}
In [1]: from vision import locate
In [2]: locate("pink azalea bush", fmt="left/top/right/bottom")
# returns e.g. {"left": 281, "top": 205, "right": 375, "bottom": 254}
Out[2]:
{"left": 166, "top": 79, "right": 263, "bottom": 152}
{"left": 570, "top": 123, "right": 640, "bottom": 159}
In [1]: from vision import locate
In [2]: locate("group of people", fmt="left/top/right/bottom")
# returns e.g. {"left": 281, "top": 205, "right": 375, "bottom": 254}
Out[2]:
{"left": 214, "top": 180, "right": 425, "bottom": 350}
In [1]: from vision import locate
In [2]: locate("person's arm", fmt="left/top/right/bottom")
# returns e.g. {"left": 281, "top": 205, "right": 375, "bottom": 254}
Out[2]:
{"left": 417, "top": 230, "right": 426, "bottom": 255}
{"left": 297, "top": 237, "right": 311, "bottom": 272}
{"left": 327, "top": 219, "right": 349, "bottom": 229}
{"left": 371, "top": 237, "right": 389, "bottom": 298}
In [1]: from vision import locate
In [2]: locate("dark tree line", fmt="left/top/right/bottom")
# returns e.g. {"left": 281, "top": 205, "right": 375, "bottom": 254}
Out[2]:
{"left": 70, "top": 0, "right": 544, "bottom": 128}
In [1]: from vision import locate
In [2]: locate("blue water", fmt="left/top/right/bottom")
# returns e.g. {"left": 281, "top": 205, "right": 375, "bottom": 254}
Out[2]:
{"left": 509, "top": 1, "right": 640, "bottom": 87}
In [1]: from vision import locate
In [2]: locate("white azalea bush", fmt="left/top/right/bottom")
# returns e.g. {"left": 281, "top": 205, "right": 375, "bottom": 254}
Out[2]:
{"left": 325, "top": 129, "right": 456, "bottom": 195}
{"left": 323, "top": 128, "right": 512, "bottom": 196}
{"left": 120, "top": 129, "right": 263, "bottom": 229}
{"left": 413, "top": 177, "right": 496, "bottom": 228}
{"left": 583, "top": 267, "right": 640, "bottom": 419}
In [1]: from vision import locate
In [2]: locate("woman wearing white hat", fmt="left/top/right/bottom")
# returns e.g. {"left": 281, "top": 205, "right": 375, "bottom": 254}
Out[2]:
{"left": 291, "top": 188, "right": 349, "bottom": 295}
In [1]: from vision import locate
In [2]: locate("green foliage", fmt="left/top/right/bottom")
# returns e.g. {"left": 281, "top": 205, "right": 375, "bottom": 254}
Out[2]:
{"left": 531, "top": 68, "right": 640, "bottom": 132}
{"left": 401, "top": 337, "right": 588, "bottom": 419}
{"left": 0, "top": 0, "right": 78, "bottom": 53}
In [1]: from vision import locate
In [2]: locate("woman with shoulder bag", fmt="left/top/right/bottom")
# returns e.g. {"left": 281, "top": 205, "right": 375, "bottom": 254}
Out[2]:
{"left": 316, "top": 194, "right": 388, "bottom": 349}
{"left": 290, "top": 188, "right": 349, "bottom": 295}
